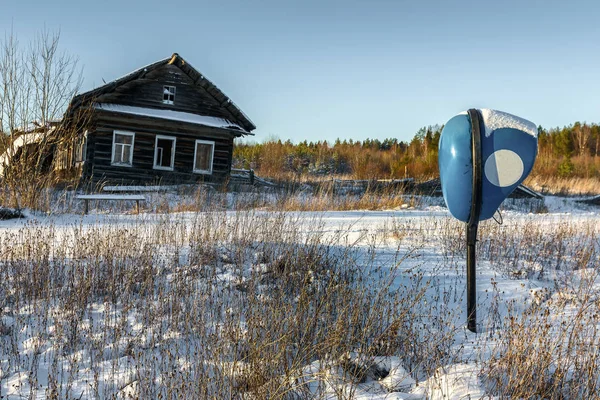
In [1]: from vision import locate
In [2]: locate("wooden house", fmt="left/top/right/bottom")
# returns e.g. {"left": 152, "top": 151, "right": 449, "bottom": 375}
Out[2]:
{"left": 55, "top": 53, "right": 256, "bottom": 186}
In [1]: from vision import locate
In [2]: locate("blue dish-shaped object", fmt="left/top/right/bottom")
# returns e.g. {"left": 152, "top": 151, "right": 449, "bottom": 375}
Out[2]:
{"left": 439, "top": 109, "right": 538, "bottom": 222}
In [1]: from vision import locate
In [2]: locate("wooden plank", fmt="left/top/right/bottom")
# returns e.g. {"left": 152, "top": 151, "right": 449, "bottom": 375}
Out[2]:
{"left": 76, "top": 194, "right": 145, "bottom": 215}
{"left": 76, "top": 194, "right": 146, "bottom": 200}
{"left": 103, "top": 185, "right": 179, "bottom": 192}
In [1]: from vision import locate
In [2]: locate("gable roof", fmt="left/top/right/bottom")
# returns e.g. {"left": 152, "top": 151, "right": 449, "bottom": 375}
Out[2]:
{"left": 69, "top": 53, "right": 256, "bottom": 132}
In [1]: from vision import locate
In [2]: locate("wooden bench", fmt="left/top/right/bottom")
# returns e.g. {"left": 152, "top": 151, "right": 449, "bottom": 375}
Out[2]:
{"left": 102, "top": 185, "right": 178, "bottom": 193}
{"left": 76, "top": 194, "right": 146, "bottom": 214}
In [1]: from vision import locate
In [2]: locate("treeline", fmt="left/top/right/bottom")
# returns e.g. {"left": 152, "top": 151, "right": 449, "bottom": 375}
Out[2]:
{"left": 234, "top": 126, "right": 443, "bottom": 180}
{"left": 233, "top": 122, "right": 600, "bottom": 181}
{"left": 536, "top": 122, "right": 600, "bottom": 178}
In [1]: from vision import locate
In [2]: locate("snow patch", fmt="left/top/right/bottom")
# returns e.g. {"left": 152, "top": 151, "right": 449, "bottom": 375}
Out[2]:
{"left": 374, "top": 356, "right": 415, "bottom": 392}
{"left": 420, "top": 364, "right": 486, "bottom": 400}
{"left": 95, "top": 103, "right": 246, "bottom": 132}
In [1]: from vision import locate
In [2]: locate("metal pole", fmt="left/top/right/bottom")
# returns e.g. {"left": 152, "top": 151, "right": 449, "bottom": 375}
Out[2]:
{"left": 466, "top": 223, "right": 478, "bottom": 332}
{"left": 466, "top": 109, "right": 483, "bottom": 333}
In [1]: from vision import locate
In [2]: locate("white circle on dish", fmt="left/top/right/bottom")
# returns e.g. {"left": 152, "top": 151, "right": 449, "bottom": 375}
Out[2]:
{"left": 484, "top": 150, "right": 524, "bottom": 187}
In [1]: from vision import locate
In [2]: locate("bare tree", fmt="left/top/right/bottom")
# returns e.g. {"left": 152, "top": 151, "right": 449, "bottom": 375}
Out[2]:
{"left": 28, "top": 29, "right": 82, "bottom": 178}
{"left": 572, "top": 122, "right": 592, "bottom": 158}
{"left": 0, "top": 29, "right": 30, "bottom": 140}
{"left": 0, "top": 29, "right": 31, "bottom": 207}
{"left": 0, "top": 28, "right": 82, "bottom": 209}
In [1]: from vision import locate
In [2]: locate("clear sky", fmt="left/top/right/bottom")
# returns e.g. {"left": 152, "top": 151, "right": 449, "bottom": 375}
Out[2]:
{"left": 2, "top": 0, "right": 600, "bottom": 143}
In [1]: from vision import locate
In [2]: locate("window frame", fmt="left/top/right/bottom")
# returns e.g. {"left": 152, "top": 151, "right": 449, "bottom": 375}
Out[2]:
{"left": 74, "top": 130, "right": 88, "bottom": 164}
{"left": 193, "top": 139, "right": 215, "bottom": 175}
{"left": 153, "top": 134, "right": 177, "bottom": 171}
{"left": 163, "top": 85, "right": 176, "bottom": 105}
{"left": 111, "top": 130, "right": 135, "bottom": 167}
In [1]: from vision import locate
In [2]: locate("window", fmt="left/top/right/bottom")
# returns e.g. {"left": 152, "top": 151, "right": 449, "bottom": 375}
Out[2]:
{"left": 193, "top": 140, "right": 215, "bottom": 174}
{"left": 154, "top": 135, "right": 176, "bottom": 171}
{"left": 163, "top": 86, "right": 176, "bottom": 104}
{"left": 112, "top": 131, "right": 135, "bottom": 166}
{"left": 74, "top": 130, "right": 88, "bottom": 163}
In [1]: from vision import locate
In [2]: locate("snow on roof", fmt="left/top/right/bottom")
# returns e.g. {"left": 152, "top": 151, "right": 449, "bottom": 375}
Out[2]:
{"left": 0, "top": 131, "right": 46, "bottom": 176}
{"left": 480, "top": 109, "right": 538, "bottom": 138}
{"left": 95, "top": 103, "right": 247, "bottom": 132}
{"left": 10, "top": 132, "right": 45, "bottom": 147}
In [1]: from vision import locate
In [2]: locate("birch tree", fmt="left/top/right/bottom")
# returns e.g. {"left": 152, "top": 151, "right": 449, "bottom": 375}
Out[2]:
{"left": 572, "top": 122, "right": 592, "bottom": 157}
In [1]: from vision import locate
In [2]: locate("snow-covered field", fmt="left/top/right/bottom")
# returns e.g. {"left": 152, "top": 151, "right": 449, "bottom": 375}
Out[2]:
{"left": 1, "top": 195, "right": 599, "bottom": 399}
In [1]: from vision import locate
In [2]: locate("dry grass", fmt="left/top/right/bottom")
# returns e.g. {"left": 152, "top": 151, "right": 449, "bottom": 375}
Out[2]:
{"left": 483, "top": 275, "right": 600, "bottom": 398}
{"left": 480, "top": 221, "right": 600, "bottom": 398}
{"left": 1, "top": 191, "right": 599, "bottom": 398}
{"left": 273, "top": 191, "right": 422, "bottom": 212}
{"left": 428, "top": 214, "right": 600, "bottom": 398}
{"left": 0, "top": 209, "right": 461, "bottom": 399}
{"left": 525, "top": 176, "right": 600, "bottom": 196}
{"left": 478, "top": 219, "right": 599, "bottom": 279}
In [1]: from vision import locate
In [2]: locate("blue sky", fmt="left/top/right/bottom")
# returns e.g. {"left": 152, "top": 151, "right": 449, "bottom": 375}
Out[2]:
{"left": 2, "top": 0, "right": 600, "bottom": 143}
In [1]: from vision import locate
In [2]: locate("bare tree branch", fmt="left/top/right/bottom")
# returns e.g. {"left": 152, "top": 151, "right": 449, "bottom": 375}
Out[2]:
{"left": 0, "top": 28, "right": 83, "bottom": 209}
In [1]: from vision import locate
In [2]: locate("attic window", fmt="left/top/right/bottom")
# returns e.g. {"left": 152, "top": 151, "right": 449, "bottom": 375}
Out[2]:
{"left": 163, "top": 86, "right": 176, "bottom": 104}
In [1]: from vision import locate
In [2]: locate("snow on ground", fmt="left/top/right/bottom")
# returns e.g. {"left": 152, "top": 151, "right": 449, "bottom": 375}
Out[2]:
{"left": 0, "top": 195, "right": 599, "bottom": 398}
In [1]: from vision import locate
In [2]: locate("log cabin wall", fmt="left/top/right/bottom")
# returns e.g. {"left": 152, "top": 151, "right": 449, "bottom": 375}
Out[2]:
{"left": 84, "top": 110, "right": 234, "bottom": 186}
{"left": 95, "top": 64, "right": 233, "bottom": 120}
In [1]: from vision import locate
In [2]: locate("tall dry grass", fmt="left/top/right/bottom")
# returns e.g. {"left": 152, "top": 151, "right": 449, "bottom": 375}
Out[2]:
{"left": 525, "top": 175, "right": 600, "bottom": 196}
{"left": 436, "top": 215, "right": 600, "bottom": 398}
{"left": 0, "top": 209, "right": 461, "bottom": 399}
{"left": 483, "top": 268, "right": 600, "bottom": 398}
{"left": 1, "top": 195, "right": 599, "bottom": 398}
{"left": 273, "top": 191, "right": 423, "bottom": 212}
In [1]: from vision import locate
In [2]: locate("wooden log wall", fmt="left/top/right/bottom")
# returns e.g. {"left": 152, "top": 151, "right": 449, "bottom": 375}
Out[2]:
{"left": 95, "top": 64, "right": 233, "bottom": 121}
{"left": 84, "top": 110, "right": 234, "bottom": 186}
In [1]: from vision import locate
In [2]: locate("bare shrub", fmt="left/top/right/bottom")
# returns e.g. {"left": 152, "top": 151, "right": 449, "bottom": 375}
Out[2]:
{"left": 483, "top": 280, "right": 600, "bottom": 398}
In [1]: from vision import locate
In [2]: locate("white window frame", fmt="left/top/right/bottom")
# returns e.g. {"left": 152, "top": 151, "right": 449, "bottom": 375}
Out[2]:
{"left": 193, "top": 139, "right": 215, "bottom": 175}
{"left": 81, "top": 130, "right": 88, "bottom": 162}
{"left": 111, "top": 130, "right": 135, "bottom": 167}
{"left": 153, "top": 135, "right": 176, "bottom": 171}
{"left": 75, "top": 130, "right": 88, "bottom": 164}
{"left": 163, "top": 85, "right": 176, "bottom": 104}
